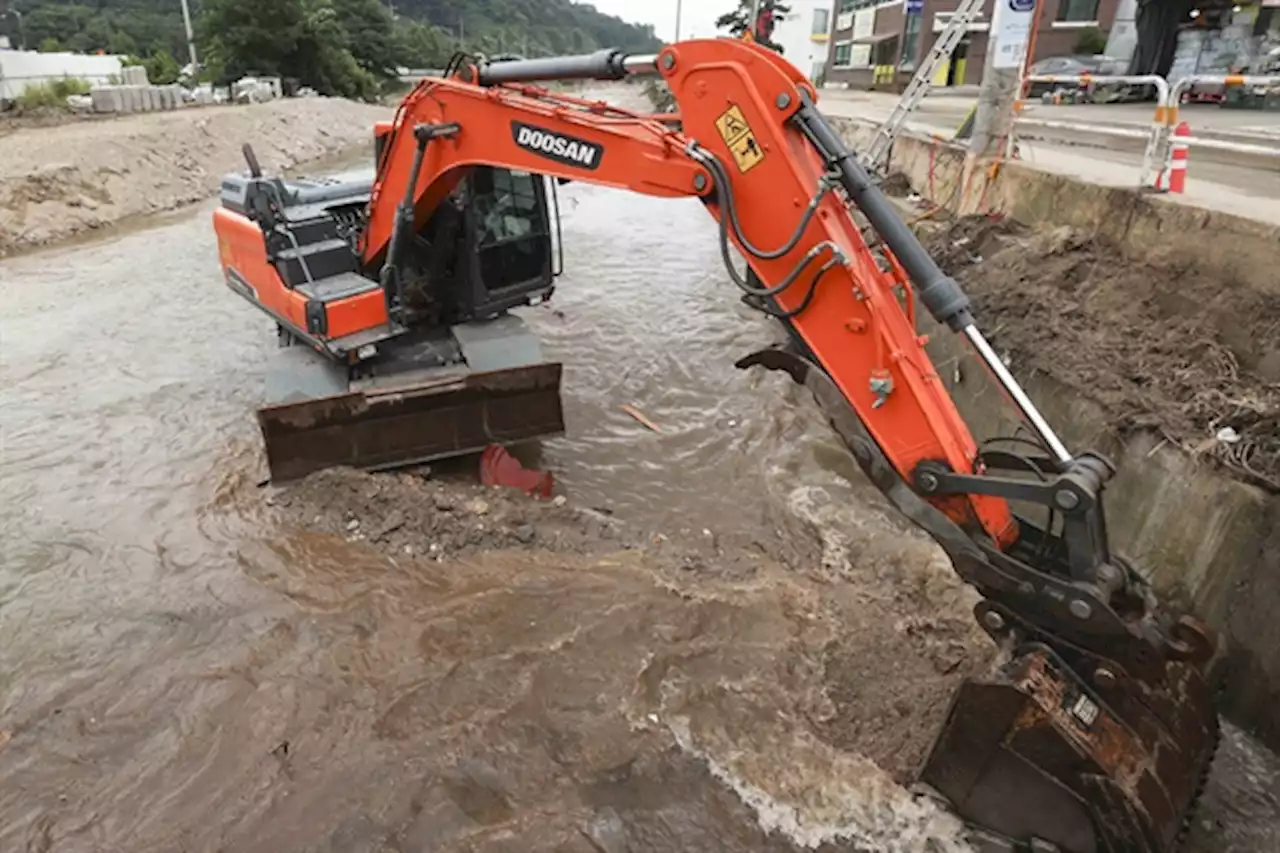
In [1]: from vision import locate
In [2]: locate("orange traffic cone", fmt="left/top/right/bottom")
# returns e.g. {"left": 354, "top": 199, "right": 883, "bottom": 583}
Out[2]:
{"left": 1167, "top": 121, "right": 1190, "bottom": 194}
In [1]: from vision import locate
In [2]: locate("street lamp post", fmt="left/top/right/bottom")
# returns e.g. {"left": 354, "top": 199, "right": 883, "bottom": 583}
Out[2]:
{"left": 675, "top": 0, "right": 683, "bottom": 41}
{"left": 10, "top": 9, "right": 24, "bottom": 51}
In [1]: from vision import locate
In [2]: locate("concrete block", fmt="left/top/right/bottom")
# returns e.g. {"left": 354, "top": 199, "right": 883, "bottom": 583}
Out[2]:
{"left": 90, "top": 85, "right": 121, "bottom": 114}
{"left": 121, "top": 65, "right": 149, "bottom": 86}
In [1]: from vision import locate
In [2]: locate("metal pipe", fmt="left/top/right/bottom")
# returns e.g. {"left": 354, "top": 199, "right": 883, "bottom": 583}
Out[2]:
{"left": 963, "top": 325, "right": 1073, "bottom": 463}
{"left": 1171, "top": 74, "right": 1280, "bottom": 105}
{"left": 622, "top": 54, "right": 660, "bottom": 75}
{"left": 477, "top": 49, "right": 631, "bottom": 85}
{"left": 1022, "top": 74, "right": 1168, "bottom": 107}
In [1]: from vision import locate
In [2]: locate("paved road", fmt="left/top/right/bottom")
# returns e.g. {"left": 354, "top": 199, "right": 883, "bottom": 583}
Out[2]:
{"left": 819, "top": 89, "right": 1280, "bottom": 225}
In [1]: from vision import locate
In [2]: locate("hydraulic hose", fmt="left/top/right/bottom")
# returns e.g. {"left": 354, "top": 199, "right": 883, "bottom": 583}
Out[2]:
{"left": 692, "top": 147, "right": 843, "bottom": 306}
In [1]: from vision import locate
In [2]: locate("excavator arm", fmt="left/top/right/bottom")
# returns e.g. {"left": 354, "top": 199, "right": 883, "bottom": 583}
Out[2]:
{"left": 362, "top": 40, "right": 1218, "bottom": 853}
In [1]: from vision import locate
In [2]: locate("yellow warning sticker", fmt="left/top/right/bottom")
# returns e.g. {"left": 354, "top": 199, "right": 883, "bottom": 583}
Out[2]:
{"left": 716, "top": 105, "right": 752, "bottom": 144}
{"left": 729, "top": 133, "right": 765, "bottom": 173}
{"left": 715, "top": 104, "right": 765, "bottom": 174}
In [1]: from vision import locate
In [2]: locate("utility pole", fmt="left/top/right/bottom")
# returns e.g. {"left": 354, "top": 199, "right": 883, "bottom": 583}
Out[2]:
{"left": 675, "top": 0, "right": 683, "bottom": 41}
{"left": 11, "top": 9, "right": 25, "bottom": 51}
{"left": 750, "top": 0, "right": 761, "bottom": 37}
{"left": 178, "top": 0, "right": 199, "bottom": 75}
{"left": 967, "top": 0, "right": 1036, "bottom": 161}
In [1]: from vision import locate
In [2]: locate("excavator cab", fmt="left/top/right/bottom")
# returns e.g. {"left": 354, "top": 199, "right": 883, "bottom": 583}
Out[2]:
{"left": 214, "top": 140, "right": 566, "bottom": 482}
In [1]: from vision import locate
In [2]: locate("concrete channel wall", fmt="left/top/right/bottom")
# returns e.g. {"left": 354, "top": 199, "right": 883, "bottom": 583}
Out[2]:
{"left": 827, "top": 116, "right": 1280, "bottom": 748}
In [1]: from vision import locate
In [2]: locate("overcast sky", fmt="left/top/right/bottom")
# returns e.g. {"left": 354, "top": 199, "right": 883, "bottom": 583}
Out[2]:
{"left": 583, "top": 0, "right": 736, "bottom": 43}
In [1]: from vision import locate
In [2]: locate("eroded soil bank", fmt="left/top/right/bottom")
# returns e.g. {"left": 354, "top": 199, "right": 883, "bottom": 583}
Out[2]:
{"left": 0, "top": 97, "right": 388, "bottom": 256}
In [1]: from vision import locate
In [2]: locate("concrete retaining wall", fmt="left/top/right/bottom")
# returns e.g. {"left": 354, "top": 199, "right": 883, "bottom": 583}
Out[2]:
{"left": 0, "top": 49, "right": 123, "bottom": 102}
{"left": 828, "top": 116, "right": 1280, "bottom": 748}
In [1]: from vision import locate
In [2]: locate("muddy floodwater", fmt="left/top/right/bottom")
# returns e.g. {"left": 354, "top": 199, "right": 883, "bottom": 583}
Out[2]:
{"left": 3, "top": 165, "right": 1279, "bottom": 851}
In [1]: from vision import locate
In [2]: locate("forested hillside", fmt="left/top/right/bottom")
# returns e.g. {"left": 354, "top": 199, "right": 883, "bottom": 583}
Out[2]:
{"left": 0, "top": 0, "right": 660, "bottom": 90}
{"left": 397, "top": 0, "right": 661, "bottom": 57}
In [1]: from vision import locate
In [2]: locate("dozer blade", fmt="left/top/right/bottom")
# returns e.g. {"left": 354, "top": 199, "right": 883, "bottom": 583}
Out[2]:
{"left": 256, "top": 363, "right": 565, "bottom": 482}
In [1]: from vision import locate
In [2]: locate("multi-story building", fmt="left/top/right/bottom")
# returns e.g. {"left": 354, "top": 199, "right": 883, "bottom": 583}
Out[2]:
{"left": 769, "top": 0, "right": 840, "bottom": 82}
{"left": 824, "top": 0, "right": 1122, "bottom": 89}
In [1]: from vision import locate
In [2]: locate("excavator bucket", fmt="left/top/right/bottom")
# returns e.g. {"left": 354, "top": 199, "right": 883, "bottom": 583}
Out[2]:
{"left": 257, "top": 362, "right": 565, "bottom": 483}
{"left": 918, "top": 642, "right": 1219, "bottom": 853}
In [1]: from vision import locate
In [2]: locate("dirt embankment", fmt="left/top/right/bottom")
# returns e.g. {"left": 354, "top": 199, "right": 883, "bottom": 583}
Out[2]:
{"left": 0, "top": 98, "right": 388, "bottom": 256}
{"left": 923, "top": 214, "right": 1280, "bottom": 492}
{"left": 261, "top": 467, "right": 993, "bottom": 849}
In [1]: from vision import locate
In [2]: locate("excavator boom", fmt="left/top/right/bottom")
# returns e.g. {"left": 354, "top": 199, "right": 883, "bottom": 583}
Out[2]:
{"left": 220, "top": 39, "right": 1220, "bottom": 852}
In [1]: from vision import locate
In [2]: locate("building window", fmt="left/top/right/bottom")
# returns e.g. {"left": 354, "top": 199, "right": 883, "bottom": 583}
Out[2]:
{"left": 813, "top": 8, "right": 831, "bottom": 36}
{"left": 833, "top": 41, "right": 853, "bottom": 67}
{"left": 1056, "top": 0, "right": 1099, "bottom": 23}
{"left": 873, "top": 37, "right": 899, "bottom": 67}
{"left": 899, "top": 13, "right": 922, "bottom": 69}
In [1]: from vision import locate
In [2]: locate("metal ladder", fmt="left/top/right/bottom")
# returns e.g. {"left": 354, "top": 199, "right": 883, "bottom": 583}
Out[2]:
{"left": 861, "top": 0, "right": 985, "bottom": 170}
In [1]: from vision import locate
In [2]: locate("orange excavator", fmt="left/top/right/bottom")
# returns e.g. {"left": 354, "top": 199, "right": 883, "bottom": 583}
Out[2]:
{"left": 213, "top": 39, "right": 1219, "bottom": 852}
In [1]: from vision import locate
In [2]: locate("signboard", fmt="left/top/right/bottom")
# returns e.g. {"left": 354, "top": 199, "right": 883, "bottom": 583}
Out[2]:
{"left": 991, "top": 0, "right": 1036, "bottom": 70}
{"left": 906, "top": 0, "right": 924, "bottom": 14}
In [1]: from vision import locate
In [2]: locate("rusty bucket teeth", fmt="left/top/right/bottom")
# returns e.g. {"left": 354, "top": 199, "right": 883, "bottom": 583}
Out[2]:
{"left": 1175, "top": 688, "right": 1223, "bottom": 851}
{"left": 256, "top": 362, "right": 566, "bottom": 483}
{"left": 919, "top": 646, "right": 1220, "bottom": 853}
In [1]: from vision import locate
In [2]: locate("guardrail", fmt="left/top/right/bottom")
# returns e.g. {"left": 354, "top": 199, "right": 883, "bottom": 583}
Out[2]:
{"left": 1018, "top": 74, "right": 1169, "bottom": 187}
{"left": 1012, "top": 73, "right": 1280, "bottom": 192}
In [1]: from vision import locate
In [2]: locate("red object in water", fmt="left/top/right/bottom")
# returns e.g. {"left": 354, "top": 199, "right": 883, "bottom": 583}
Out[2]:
{"left": 479, "top": 444, "right": 555, "bottom": 499}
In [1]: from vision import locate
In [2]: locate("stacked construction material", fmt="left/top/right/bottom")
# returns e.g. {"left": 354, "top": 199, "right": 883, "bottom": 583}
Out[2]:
{"left": 89, "top": 66, "right": 187, "bottom": 115}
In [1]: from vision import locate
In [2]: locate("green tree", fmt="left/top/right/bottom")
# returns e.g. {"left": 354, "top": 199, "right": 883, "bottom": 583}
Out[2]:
{"left": 199, "top": 0, "right": 311, "bottom": 84}
{"left": 199, "top": 0, "right": 376, "bottom": 99}
{"left": 395, "top": 20, "right": 452, "bottom": 69}
{"left": 145, "top": 49, "right": 183, "bottom": 84}
{"left": 332, "top": 0, "right": 400, "bottom": 79}
{"left": 39, "top": 36, "right": 64, "bottom": 52}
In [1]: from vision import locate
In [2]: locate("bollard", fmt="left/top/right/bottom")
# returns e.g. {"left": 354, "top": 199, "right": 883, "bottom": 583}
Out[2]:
{"left": 1167, "top": 120, "right": 1190, "bottom": 194}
